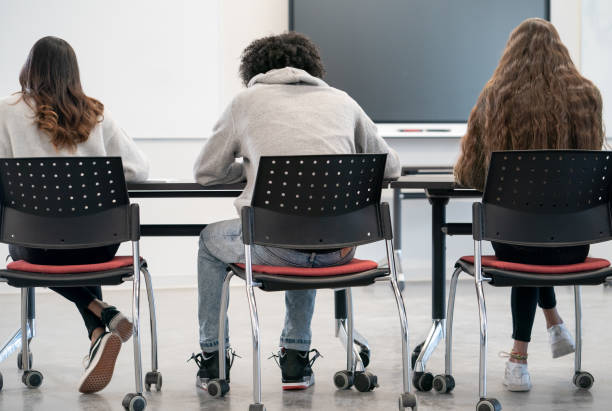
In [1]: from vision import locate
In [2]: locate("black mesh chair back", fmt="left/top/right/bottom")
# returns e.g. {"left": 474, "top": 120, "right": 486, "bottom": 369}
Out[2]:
{"left": 480, "top": 150, "right": 612, "bottom": 246}
{"left": 247, "top": 154, "right": 388, "bottom": 249}
{"left": 0, "top": 157, "right": 159, "bottom": 406}
{"left": 228, "top": 153, "right": 416, "bottom": 409}
{"left": 0, "top": 157, "right": 136, "bottom": 249}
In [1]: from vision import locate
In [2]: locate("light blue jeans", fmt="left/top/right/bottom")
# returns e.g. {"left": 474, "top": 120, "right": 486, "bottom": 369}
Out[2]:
{"left": 198, "top": 218, "right": 355, "bottom": 352}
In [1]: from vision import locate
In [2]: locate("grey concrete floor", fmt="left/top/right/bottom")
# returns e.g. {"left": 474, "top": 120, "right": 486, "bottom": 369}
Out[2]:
{"left": 0, "top": 281, "right": 611, "bottom": 411}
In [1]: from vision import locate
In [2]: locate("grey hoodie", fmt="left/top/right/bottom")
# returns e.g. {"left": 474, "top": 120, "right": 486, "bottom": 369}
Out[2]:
{"left": 193, "top": 67, "right": 401, "bottom": 212}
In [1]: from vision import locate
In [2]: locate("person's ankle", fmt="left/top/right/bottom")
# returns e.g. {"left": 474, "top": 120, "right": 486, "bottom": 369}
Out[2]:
{"left": 509, "top": 356, "right": 527, "bottom": 365}
{"left": 543, "top": 307, "right": 563, "bottom": 328}
{"left": 90, "top": 327, "right": 106, "bottom": 346}
{"left": 508, "top": 350, "right": 528, "bottom": 364}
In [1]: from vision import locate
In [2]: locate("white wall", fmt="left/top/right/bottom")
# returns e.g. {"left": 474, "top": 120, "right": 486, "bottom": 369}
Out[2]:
{"left": 582, "top": 0, "right": 612, "bottom": 136}
{"left": 551, "top": 0, "right": 582, "bottom": 68}
{"left": 0, "top": 0, "right": 221, "bottom": 139}
{"left": 220, "top": 0, "right": 289, "bottom": 106}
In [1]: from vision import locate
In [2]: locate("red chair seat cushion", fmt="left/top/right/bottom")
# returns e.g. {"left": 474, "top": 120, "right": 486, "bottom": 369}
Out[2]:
{"left": 234, "top": 258, "right": 379, "bottom": 277}
{"left": 460, "top": 256, "right": 610, "bottom": 274}
{"left": 6, "top": 256, "right": 135, "bottom": 274}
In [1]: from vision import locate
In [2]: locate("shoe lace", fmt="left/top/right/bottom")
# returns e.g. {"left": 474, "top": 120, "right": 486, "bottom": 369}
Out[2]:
{"left": 187, "top": 352, "right": 204, "bottom": 369}
{"left": 306, "top": 349, "right": 322, "bottom": 368}
{"left": 82, "top": 355, "right": 90, "bottom": 369}
{"left": 268, "top": 351, "right": 283, "bottom": 368}
{"left": 268, "top": 349, "right": 323, "bottom": 369}
{"left": 187, "top": 348, "right": 241, "bottom": 370}
{"left": 227, "top": 347, "right": 241, "bottom": 370}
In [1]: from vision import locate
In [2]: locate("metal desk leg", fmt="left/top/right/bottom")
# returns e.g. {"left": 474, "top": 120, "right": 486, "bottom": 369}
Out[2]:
{"left": 412, "top": 196, "right": 449, "bottom": 391}
{"left": 0, "top": 288, "right": 35, "bottom": 367}
{"left": 392, "top": 188, "right": 405, "bottom": 288}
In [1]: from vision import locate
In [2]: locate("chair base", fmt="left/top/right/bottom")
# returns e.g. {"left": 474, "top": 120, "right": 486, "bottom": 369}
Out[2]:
{"left": 0, "top": 260, "right": 160, "bottom": 411}
{"left": 447, "top": 256, "right": 602, "bottom": 410}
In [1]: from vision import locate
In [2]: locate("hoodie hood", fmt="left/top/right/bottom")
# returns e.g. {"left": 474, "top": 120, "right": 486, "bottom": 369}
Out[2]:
{"left": 247, "top": 67, "right": 328, "bottom": 88}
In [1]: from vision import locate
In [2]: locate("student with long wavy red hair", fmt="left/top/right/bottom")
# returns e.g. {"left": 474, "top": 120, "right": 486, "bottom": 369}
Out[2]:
{"left": 0, "top": 36, "right": 149, "bottom": 393}
{"left": 455, "top": 18, "right": 604, "bottom": 392}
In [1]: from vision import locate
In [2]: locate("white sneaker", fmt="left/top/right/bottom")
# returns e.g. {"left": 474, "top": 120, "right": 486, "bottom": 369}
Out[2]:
{"left": 548, "top": 323, "right": 575, "bottom": 359}
{"left": 503, "top": 361, "right": 532, "bottom": 392}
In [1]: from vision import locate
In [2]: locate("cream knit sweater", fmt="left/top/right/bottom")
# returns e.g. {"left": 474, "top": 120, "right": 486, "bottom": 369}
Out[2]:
{"left": 0, "top": 94, "right": 149, "bottom": 182}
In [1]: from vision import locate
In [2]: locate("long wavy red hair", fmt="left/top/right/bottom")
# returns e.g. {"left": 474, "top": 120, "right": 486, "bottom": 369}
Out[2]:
{"left": 454, "top": 18, "right": 604, "bottom": 190}
{"left": 18, "top": 36, "right": 104, "bottom": 151}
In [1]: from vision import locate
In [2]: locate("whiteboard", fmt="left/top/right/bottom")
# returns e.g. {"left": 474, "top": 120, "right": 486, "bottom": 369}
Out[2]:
{"left": 582, "top": 0, "right": 612, "bottom": 137}
{"left": 0, "top": 0, "right": 220, "bottom": 139}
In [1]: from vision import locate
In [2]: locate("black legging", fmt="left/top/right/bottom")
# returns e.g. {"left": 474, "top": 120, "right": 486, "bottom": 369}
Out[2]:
{"left": 492, "top": 242, "right": 589, "bottom": 342}
{"left": 9, "top": 244, "right": 120, "bottom": 339}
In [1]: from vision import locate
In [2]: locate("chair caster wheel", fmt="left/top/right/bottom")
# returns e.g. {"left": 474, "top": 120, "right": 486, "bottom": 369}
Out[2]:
{"left": 333, "top": 370, "right": 354, "bottom": 390}
{"left": 17, "top": 351, "right": 33, "bottom": 370}
{"left": 359, "top": 348, "right": 371, "bottom": 368}
{"left": 248, "top": 403, "right": 265, "bottom": 411}
{"left": 412, "top": 371, "right": 433, "bottom": 392}
{"left": 573, "top": 371, "right": 594, "bottom": 389}
{"left": 144, "top": 371, "right": 162, "bottom": 392}
{"left": 411, "top": 342, "right": 424, "bottom": 369}
{"left": 433, "top": 374, "right": 455, "bottom": 393}
{"left": 477, "top": 397, "right": 502, "bottom": 411}
{"left": 22, "top": 370, "right": 43, "bottom": 388}
{"left": 208, "top": 379, "right": 230, "bottom": 398}
{"left": 122, "top": 393, "right": 147, "bottom": 411}
{"left": 398, "top": 393, "right": 417, "bottom": 410}
{"left": 355, "top": 371, "right": 378, "bottom": 392}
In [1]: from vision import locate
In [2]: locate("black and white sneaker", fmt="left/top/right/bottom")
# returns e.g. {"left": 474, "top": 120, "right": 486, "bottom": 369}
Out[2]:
{"left": 188, "top": 349, "right": 239, "bottom": 390}
{"left": 271, "top": 348, "right": 321, "bottom": 390}
{"left": 101, "top": 306, "right": 133, "bottom": 343}
{"left": 78, "top": 332, "right": 122, "bottom": 393}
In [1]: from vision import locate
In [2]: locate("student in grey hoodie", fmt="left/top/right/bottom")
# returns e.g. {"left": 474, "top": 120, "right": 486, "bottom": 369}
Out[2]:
{"left": 0, "top": 36, "right": 149, "bottom": 394}
{"left": 192, "top": 32, "right": 401, "bottom": 391}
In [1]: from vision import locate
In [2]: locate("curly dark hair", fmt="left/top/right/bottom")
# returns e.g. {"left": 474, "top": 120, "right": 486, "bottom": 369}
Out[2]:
{"left": 239, "top": 32, "right": 325, "bottom": 86}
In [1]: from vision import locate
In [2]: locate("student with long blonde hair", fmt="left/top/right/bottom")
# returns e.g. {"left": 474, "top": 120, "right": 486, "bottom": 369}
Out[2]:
{"left": 455, "top": 18, "right": 604, "bottom": 392}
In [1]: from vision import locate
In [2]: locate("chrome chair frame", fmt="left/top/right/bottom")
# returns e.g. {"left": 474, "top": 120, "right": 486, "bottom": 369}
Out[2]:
{"left": 211, "top": 154, "right": 417, "bottom": 410}
{"left": 438, "top": 150, "right": 612, "bottom": 411}
{"left": 444, "top": 237, "right": 589, "bottom": 410}
{"left": 218, "top": 236, "right": 414, "bottom": 411}
{"left": 1, "top": 241, "right": 162, "bottom": 409}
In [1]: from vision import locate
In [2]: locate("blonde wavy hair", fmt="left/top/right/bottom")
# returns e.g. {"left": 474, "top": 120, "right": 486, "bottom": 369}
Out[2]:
{"left": 455, "top": 18, "right": 604, "bottom": 190}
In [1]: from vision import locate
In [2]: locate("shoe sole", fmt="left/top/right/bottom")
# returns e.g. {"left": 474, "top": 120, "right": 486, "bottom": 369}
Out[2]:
{"left": 196, "top": 377, "right": 210, "bottom": 391}
{"left": 504, "top": 384, "right": 531, "bottom": 392}
{"left": 78, "top": 334, "right": 122, "bottom": 393}
{"left": 282, "top": 374, "right": 315, "bottom": 391}
{"left": 110, "top": 316, "right": 133, "bottom": 343}
{"left": 503, "top": 382, "right": 532, "bottom": 392}
{"left": 551, "top": 342, "right": 575, "bottom": 359}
